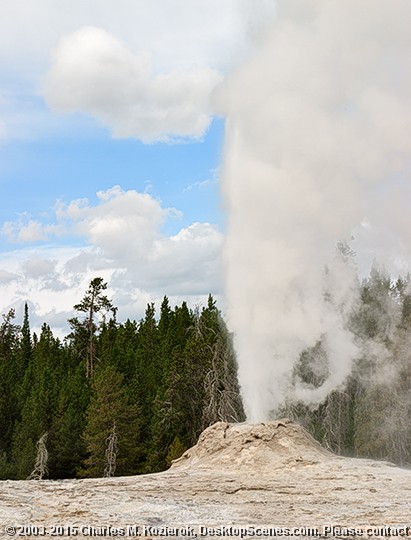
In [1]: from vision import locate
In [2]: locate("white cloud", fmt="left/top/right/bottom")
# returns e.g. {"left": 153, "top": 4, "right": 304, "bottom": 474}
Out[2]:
{"left": 146, "top": 222, "right": 223, "bottom": 294}
{"left": 44, "top": 26, "right": 220, "bottom": 142}
{"left": 0, "top": 269, "right": 16, "bottom": 284}
{"left": 1, "top": 218, "right": 56, "bottom": 243}
{"left": 22, "top": 256, "right": 56, "bottom": 279}
{"left": 0, "top": 0, "right": 277, "bottom": 142}
{"left": 183, "top": 168, "right": 219, "bottom": 193}
{"left": 0, "top": 1, "right": 238, "bottom": 73}
{"left": 0, "top": 186, "right": 223, "bottom": 334}
{"left": 56, "top": 185, "right": 179, "bottom": 259}
{"left": 54, "top": 186, "right": 223, "bottom": 294}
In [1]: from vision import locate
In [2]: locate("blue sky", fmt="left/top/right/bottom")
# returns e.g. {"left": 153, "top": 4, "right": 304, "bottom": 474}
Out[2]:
{"left": 0, "top": 115, "right": 226, "bottom": 244}
{"left": 1, "top": 0, "right": 411, "bottom": 394}
{"left": 0, "top": 0, "right": 275, "bottom": 334}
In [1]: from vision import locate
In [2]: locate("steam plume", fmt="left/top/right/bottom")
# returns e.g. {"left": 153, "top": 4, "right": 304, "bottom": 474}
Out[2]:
{"left": 217, "top": 0, "right": 411, "bottom": 420}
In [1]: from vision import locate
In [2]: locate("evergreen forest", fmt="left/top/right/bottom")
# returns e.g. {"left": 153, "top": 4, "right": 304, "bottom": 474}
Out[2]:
{"left": 0, "top": 278, "right": 245, "bottom": 479}
{"left": 1, "top": 264, "right": 411, "bottom": 481}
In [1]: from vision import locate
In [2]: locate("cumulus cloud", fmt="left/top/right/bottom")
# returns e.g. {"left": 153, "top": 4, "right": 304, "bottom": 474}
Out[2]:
{"left": 0, "top": 269, "right": 16, "bottom": 284}
{"left": 59, "top": 186, "right": 176, "bottom": 259}
{"left": 0, "top": 0, "right": 259, "bottom": 74}
{"left": 22, "top": 256, "right": 56, "bottom": 279}
{"left": 1, "top": 218, "right": 58, "bottom": 243}
{"left": 0, "top": 186, "right": 223, "bottom": 334}
{"left": 52, "top": 186, "right": 223, "bottom": 294}
{"left": 44, "top": 26, "right": 221, "bottom": 142}
{"left": 146, "top": 222, "right": 223, "bottom": 294}
{"left": 0, "top": 0, "right": 278, "bottom": 142}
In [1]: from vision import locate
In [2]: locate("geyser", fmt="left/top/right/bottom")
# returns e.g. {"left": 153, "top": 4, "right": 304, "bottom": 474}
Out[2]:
{"left": 171, "top": 419, "right": 331, "bottom": 471}
{"left": 217, "top": 0, "right": 411, "bottom": 421}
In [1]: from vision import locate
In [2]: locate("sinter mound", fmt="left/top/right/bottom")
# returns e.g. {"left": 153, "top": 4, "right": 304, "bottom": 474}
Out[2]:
{"left": 1, "top": 419, "right": 411, "bottom": 530}
{"left": 171, "top": 418, "right": 332, "bottom": 471}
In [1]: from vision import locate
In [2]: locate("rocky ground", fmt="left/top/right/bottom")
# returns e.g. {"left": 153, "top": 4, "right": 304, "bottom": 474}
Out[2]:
{"left": 0, "top": 420, "right": 410, "bottom": 539}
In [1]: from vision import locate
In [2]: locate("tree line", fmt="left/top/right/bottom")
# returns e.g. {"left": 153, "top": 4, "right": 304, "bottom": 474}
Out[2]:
{"left": 1, "top": 263, "right": 411, "bottom": 481}
{"left": 0, "top": 278, "right": 245, "bottom": 479}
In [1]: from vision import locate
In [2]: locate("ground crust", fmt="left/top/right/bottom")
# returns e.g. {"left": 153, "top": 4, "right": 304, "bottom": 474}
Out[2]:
{"left": 0, "top": 420, "right": 410, "bottom": 538}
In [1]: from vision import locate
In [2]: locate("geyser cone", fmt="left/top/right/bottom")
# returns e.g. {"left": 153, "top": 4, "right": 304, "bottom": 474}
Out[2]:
{"left": 171, "top": 419, "right": 331, "bottom": 471}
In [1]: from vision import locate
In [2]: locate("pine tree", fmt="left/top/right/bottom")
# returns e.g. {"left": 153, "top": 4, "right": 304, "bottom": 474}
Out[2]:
{"left": 51, "top": 358, "right": 90, "bottom": 479}
{"left": 111, "top": 320, "right": 140, "bottom": 379}
{"left": 12, "top": 324, "right": 62, "bottom": 479}
{"left": 0, "top": 294, "right": 248, "bottom": 477}
{"left": 0, "top": 304, "right": 33, "bottom": 472}
{"left": 134, "top": 303, "right": 159, "bottom": 457}
{"left": 146, "top": 302, "right": 195, "bottom": 471}
{"left": 165, "top": 436, "right": 186, "bottom": 467}
{"left": 81, "top": 365, "right": 140, "bottom": 477}
{"left": 0, "top": 309, "right": 21, "bottom": 462}
{"left": 69, "top": 278, "right": 115, "bottom": 379}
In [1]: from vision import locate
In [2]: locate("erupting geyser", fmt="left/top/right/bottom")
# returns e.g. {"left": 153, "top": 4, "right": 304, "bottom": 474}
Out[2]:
{"left": 217, "top": 0, "right": 411, "bottom": 420}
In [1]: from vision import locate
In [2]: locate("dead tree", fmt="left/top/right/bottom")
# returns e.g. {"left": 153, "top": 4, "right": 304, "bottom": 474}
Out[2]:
{"left": 28, "top": 432, "right": 49, "bottom": 480}
{"left": 104, "top": 423, "right": 118, "bottom": 478}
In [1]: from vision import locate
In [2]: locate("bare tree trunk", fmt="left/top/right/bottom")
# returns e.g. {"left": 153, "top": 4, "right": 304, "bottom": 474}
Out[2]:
{"left": 202, "top": 337, "right": 244, "bottom": 428}
{"left": 104, "top": 423, "right": 118, "bottom": 478}
{"left": 86, "top": 293, "right": 95, "bottom": 380}
{"left": 28, "top": 432, "right": 48, "bottom": 480}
